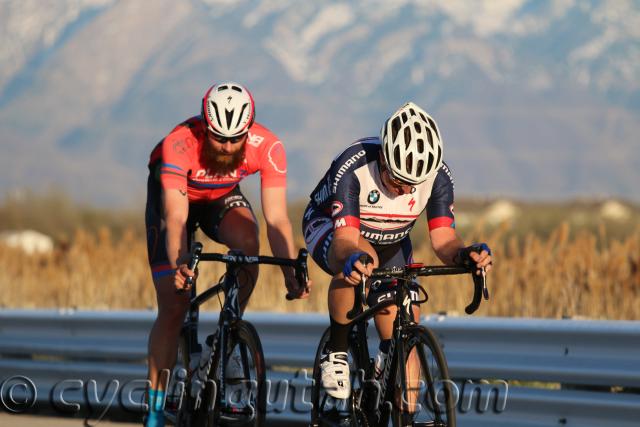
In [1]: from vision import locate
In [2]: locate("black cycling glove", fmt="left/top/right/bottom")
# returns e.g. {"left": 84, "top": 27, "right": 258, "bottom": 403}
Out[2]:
{"left": 454, "top": 243, "right": 492, "bottom": 268}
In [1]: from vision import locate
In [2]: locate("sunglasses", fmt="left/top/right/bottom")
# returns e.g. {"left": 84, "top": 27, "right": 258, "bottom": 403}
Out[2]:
{"left": 381, "top": 163, "right": 414, "bottom": 190}
{"left": 208, "top": 130, "right": 247, "bottom": 145}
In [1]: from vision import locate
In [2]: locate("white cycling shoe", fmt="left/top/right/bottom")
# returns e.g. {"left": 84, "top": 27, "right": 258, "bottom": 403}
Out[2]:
{"left": 225, "top": 349, "right": 248, "bottom": 407}
{"left": 319, "top": 351, "right": 351, "bottom": 399}
{"left": 225, "top": 349, "right": 244, "bottom": 379}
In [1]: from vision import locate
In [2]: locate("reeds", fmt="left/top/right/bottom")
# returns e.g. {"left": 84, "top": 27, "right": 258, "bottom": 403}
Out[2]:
{"left": 1, "top": 221, "right": 638, "bottom": 320}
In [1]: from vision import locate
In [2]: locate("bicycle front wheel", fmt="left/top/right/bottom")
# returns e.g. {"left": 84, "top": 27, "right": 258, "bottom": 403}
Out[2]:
{"left": 387, "top": 325, "right": 456, "bottom": 427}
{"left": 310, "top": 326, "right": 370, "bottom": 427}
{"left": 196, "top": 320, "right": 267, "bottom": 427}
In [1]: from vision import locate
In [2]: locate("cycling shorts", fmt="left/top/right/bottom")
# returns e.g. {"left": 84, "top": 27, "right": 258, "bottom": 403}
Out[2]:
{"left": 145, "top": 174, "right": 255, "bottom": 280}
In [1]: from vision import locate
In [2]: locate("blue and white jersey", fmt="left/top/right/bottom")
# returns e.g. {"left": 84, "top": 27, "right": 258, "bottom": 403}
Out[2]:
{"left": 306, "top": 137, "right": 455, "bottom": 246}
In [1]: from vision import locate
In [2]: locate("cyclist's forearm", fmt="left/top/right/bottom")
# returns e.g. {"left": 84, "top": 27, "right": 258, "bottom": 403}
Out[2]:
{"left": 328, "top": 238, "right": 363, "bottom": 274}
{"left": 265, "top": 219, "right": 296, "bottom": 274}
{"left": 430, "top": 227, "right": 464, "bottom": 265}
{"left": 165, "top": 217, "right": 189, "bottom": 268}
{"left": 162, "top": 188, "right": 190, "bottom": 268}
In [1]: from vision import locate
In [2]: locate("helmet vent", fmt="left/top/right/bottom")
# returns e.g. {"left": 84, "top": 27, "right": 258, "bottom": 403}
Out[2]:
{"left": 426, "top": 128, "right": 433, "bottom": 149}
{"left": 231, "top": 85, "right": 242, "bottom": 92}
{"left": 404, "top": 127, "right": 412, "bottom": 149}
{"left": 218, "top": 85, "right": 228, "bottom": 91}
{"left": 391, "top": 117, "right": 401, "bottom": 141}
{"left": 393, "top": 145, "right": 401, "bottom": 167}
{"left": 406, "top": 153, "right": 413, "bottom": 174}
{"left": 417, "top": 138, "right": 424, "bottom": 153}
{"left": 225, "top": 109, "right": 234, "bottom": 129}
{"left": 401, "top": 112, "right": 408, "bottom": 123}
{"left": 426, "top": 152, "right": 434, "bottom": 173}
{"left": 235, "top": 104, "right": 249, "bottom": 127}
{"left": 211, "top": 101, "right": 223, "bottom": 127}
{"left": 416, "top": 160, "right": 424, "bottom": 177}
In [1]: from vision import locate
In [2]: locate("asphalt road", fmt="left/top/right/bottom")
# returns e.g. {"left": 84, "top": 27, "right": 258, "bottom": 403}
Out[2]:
{"left": 0, "top": 413, "right": 303, "bottom": 426}
{"left": 0, "top": 413, "right": 140, "bottom": 426}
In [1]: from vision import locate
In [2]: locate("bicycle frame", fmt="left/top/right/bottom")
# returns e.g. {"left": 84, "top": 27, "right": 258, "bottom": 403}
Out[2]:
{"left": 343, "top": 263, "right": 488, "bottom": 423}
{"left": 180, "top": 242, "right": 309, "bottom": 409}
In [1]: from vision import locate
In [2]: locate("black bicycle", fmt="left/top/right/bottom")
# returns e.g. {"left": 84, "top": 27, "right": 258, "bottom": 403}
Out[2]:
{"left": 310, "top": 258, "right": 489, "bottom": 427}
{"left": 165, "top": 241, "right": 309, "bottom": 427}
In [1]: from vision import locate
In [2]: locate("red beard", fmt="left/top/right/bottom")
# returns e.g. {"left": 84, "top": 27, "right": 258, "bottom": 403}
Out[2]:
{"left": 202, "top": 143, "right": 246, "bottom": 176}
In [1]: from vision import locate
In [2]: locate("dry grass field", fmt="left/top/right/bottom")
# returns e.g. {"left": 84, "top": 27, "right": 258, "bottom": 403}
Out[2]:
{"left": 1, "top": 194, "right": 639, "bottom": 320}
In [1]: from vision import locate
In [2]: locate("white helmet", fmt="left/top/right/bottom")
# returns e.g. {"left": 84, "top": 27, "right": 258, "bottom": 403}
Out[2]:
{"left": 202, "top": 82, "right": 255, "bottom": 137}
{"left": 380, "top": 102, "right": 443, "bottom": 185}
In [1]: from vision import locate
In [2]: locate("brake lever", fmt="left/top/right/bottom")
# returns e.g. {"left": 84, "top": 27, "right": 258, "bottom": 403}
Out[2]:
{"left": 481, "top": 266, "right": 490, "bottom": 300}
{"left": 177, "top": 242, "right": 203, "bottom": 294}
{"left": 286, "top": 249, "right": 309, "bottom": 301}
{"left": 347, "top": 253, "right": 373, "bottom": 319}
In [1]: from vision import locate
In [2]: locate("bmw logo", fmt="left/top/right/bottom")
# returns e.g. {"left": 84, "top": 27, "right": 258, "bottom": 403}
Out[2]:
{"left": 368, "top": 190, "right": 380, "bottom": 204}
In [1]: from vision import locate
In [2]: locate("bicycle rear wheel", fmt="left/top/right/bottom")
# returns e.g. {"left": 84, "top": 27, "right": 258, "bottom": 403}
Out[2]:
{"left": 310, "top": 326, "right": 370, "bottom": 427}
{"left": 195, "top": 320, "right": 266, "bottom": 427}
{"left": 385, "top": 325, "right": 456, "bottom": 427}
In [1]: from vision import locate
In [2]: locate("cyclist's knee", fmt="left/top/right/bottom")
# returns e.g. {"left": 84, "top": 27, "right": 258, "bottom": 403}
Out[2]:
{"left": 154, "top": 278, "right": 188, "bottom": 318}
{"left": 241, "top": 233, "right": 260, "bottom": 256}
{"left": 156, "top": 303, "right": 187, "bottom": 327}
{"left": 225, "top": 227, "right": 259, "bottom": 256}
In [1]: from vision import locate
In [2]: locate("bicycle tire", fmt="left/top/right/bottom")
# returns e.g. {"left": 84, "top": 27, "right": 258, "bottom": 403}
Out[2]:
{"left": 195, "top": 320, "right": 266, "bottom": 427}
{"left": 385, "top": 325, "right": 456, "bottom": 427}
{"left": 172, "top": 330, "right": 195, "bottom": 427}
{"left": 310, "top": 326, "right": 370, "bottom": 427}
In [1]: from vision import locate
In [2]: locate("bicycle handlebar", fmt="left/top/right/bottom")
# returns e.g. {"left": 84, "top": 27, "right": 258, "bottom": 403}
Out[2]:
{"left": 182, "top": 241, "right": 309, "bottom": 299}
{"left": 347, "top": 262, "right": 489, "bottom": 318}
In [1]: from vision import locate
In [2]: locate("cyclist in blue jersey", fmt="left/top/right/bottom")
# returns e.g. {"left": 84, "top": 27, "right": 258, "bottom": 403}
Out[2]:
{"left": 303, "top": 102, "right": 493, "bottom": 398}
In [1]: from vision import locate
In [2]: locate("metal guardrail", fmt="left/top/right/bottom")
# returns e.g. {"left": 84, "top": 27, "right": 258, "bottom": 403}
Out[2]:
{"left": 0, "top": 310, "right": 639, "bottom": 426}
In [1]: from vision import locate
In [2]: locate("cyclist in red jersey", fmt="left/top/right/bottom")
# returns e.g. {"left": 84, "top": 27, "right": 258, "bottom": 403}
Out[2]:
{"left": 144, "top": 82, "right": 310, "bottom": 427}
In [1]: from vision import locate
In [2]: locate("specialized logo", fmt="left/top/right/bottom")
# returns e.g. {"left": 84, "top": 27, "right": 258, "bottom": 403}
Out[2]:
{"left": 227, "top": 96, "right": 232, "bottom": 103}
{"left": 331, "top": 201, "right": 344, "bottom": 217}
{"left": 368, "top": 190, "right": 380, "bottom": 204}
{"left": 408, "top": 197, "right": 415, "bottom": 211}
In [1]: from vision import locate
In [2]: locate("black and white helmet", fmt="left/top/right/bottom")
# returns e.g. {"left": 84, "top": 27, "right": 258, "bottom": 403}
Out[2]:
{"left": 201, "top": 82, "right": 255, "bottom": 137}
{"left": 380, "top": 102, "right": 443, "bottom": 185}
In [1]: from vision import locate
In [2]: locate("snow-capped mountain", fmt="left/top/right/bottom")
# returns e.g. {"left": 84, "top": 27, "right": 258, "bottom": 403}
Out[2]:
{"left": 1, "top": 0, "right": 639, "bottom": 205}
